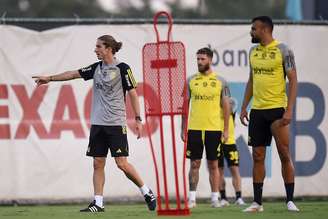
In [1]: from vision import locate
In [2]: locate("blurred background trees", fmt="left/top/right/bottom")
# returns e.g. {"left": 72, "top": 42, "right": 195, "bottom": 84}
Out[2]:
{"left": 0, "top": 0, "right": 326, "bottom": 30}
{"left": 0, "top": 0, "right": 319, "bottom": 20}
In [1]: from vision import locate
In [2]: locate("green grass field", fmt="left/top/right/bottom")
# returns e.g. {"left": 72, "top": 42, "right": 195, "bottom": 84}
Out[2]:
{"left": 0, "top": 202, "right": 327, "bottom": 219}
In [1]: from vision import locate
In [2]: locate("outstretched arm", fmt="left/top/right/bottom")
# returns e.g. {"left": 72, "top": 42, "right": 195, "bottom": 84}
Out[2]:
{"left": 32, "top": 70, "right": 81, "bottom": 87}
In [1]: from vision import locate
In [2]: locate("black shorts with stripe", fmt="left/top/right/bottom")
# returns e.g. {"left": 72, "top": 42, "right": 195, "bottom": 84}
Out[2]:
{"left": 87, "top": 125, "right": 129, "bottom": 157}
{"left": 218, "top": 144, "right": 239, "bottom": 167}
{"left": 248, "top": 107, "right": 285, "bottom": 147}
{"left": 186, "top": 130, "right": 222, "bottom": 160}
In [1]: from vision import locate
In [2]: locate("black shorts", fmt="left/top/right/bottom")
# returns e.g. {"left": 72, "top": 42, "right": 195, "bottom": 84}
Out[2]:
{"left": 87, "top": 125, "right": 129, "bottom": 157}
{"left": 186, "top": 130, "right": 222, "bottom": 160}
{"left": 248, "top": 107, "right": 285, "bottom": 147}
{"left": 218, "top": 144, "right": 239, "bottom": 167}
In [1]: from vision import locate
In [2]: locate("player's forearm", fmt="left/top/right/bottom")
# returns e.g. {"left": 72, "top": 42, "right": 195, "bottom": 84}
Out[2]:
{"left": 181, "top": 114, "right": 188, "bottom": 133}
{"left": 49, "top": 70, "right": 80, "bottom": 81}
{"left": 287, "top": 71, "right": 298, "bottom": 113}
{"left": 129, "top": 89, "right": 141, "bottom": 118}
{"left": 241, "top": 78, "right": 253, "bottom": 111}
{"left": 222, "top": 97, "right": 230, "bottom": 131}
{"left": 181, "top": 99, "right": 189, "bottom": 131}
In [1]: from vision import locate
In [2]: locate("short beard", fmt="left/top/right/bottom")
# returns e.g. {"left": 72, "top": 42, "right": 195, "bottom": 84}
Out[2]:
{"left": 251, "top": 37, "right": 260, "bottom": 44}
{"left": 198, "top": 63, "right": 210, "bottom": 73}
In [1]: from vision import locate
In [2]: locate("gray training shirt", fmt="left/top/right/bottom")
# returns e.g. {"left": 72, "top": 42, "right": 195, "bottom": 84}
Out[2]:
{"left": 78, "top": 60, "right": 137, "bottom": 126}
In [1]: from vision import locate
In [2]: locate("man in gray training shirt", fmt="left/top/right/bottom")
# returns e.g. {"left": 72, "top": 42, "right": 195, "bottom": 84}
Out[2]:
{"left": 33, "top": 35, "right": 156, "bottom": 212}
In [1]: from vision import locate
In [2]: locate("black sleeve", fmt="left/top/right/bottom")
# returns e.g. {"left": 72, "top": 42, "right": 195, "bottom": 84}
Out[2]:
{"left": 78, "top": 62, "right": 100, "bottom": 80}
{"left": 118, "top": 62, "right": 137, "bottom": 91}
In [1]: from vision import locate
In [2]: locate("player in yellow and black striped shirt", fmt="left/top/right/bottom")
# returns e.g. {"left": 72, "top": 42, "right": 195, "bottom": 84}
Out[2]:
{"left": 240, "top": 16, "right": 299, "bottom": 212}
{"left": 181, "top": 47, "right": 230, "bottom": 208}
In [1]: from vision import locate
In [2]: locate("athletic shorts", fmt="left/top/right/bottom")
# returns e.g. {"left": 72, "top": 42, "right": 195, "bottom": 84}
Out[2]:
{"left": 218, "top": 144, "right": 239, "bottom": 167}
{"left": 186, "top": 130, "right": 222, "bottom": 160}
{"left": 248, "top": 107, "right": 285, "bottom": 147}
{"left": 86, "top": 125, "right": 129, "bottom": 157}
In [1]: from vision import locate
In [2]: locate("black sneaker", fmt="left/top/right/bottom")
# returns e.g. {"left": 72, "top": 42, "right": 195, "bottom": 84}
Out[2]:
{"left": 144, "top": 189, "right": 156, "bottom": 211}
{"left": 80, "top": 200, "right": 105, "bottom": 212}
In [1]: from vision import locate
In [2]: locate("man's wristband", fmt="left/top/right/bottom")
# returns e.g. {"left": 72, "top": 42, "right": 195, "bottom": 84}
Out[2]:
{"left": 135, "top": 116, "right": 142, "bottom": 122}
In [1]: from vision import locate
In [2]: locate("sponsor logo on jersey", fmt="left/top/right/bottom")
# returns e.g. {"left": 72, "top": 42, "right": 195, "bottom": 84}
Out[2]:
{"left": 194, "top": 94, "right": 215, "bottom": 101}
{"left": 95, "top": 83, "right": 103, "bottom": 89}
{"left": 253, "top": 67, "right": 274, "bottom": 75}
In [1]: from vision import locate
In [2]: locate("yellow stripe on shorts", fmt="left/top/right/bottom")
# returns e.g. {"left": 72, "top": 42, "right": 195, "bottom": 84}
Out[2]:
{"left": 201, "top": 130, "right": 205, "bottom": 146}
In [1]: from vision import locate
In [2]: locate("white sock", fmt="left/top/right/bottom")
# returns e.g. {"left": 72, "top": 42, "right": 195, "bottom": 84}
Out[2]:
{"left": 211, "top": 192, "right": 219, "bottom": 202}
{"left": 189, "top": 191, "right": 196, "bottom": 202}
{"left": 94, "top": 195, "right": 103, "bottom": 207}
{"left": 140, "top": 184, "right": 150, "bottom": 196}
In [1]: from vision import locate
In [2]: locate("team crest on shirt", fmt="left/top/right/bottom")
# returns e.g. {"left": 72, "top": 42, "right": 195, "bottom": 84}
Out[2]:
{"left": 269, "top": 52, "right": 276, "bottom": 59}
{"left": 109, "top": 71, "right": 117, "bottom": 80}
{"left": 101, "top": 68, "right": 110, "bottom": 81}
{"left": 101, "top": 67, "right": 117, "bottom": 82}
{"left": 210, "top": 81, "right": 216, "bottom": 87}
